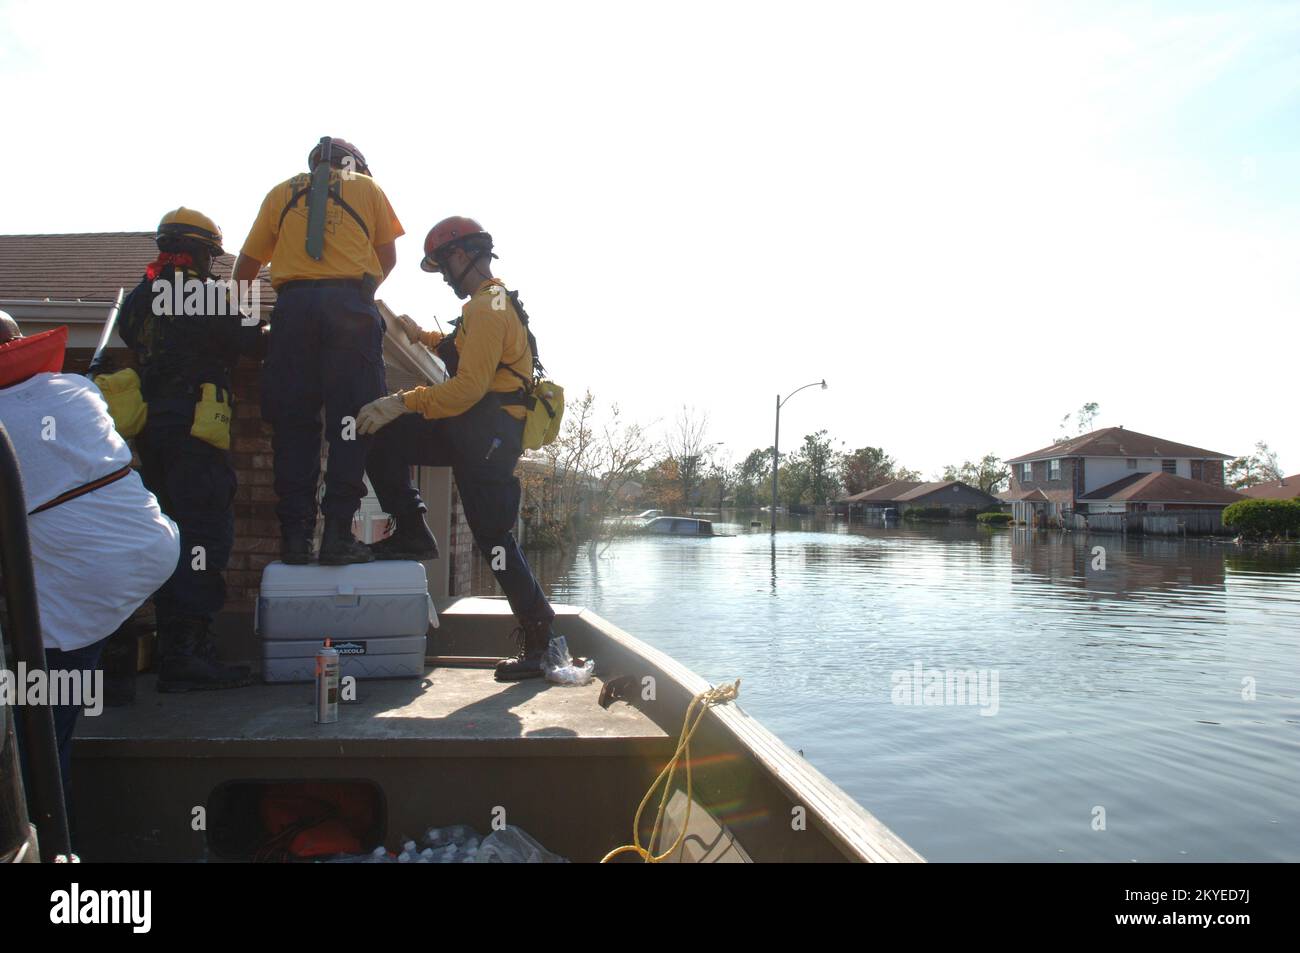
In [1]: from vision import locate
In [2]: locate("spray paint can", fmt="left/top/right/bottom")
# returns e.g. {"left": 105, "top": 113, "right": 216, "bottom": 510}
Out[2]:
{"left": 315, "top": 638, "right": 340, "bottom": 724}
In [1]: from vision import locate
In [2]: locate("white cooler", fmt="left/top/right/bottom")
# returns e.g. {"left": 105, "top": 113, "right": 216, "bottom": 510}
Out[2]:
{"left": 256, "top": 561, "right": 436, "bottom": 683}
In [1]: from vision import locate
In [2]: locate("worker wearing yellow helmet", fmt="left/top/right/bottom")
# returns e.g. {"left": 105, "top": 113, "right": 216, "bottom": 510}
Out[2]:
{"left": 114, "top": 207, "right": 269, "bottom": 692}
{"left": 232, "top": 138, "right": 404, "bottom": 566}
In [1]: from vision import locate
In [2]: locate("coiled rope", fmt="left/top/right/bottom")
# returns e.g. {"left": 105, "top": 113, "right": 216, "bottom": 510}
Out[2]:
{"left": 601, "top": 679, "right": 741, "bottom": 864}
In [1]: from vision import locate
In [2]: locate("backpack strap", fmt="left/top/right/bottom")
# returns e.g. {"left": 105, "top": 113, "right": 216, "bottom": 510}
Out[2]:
{"left": 277, "top": 182, "right": 371, "bottom": 239}
{"left": 29, "top": 466, "right": 133, "bottom": 516}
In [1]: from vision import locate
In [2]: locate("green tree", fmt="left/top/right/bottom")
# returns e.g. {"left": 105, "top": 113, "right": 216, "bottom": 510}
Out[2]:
{"left": 733, "top": 447, "right": 772, "bottom": 507}
{"left": 778, "top": 457, "right": 809, "bottom": 509}
{"left": 940, "top": 453, "right": 1010, "bottom": 495}
{"left": 798, "top": 430, "right": 840, "bottom": 505}
{"left": 840, "top": 447, "right": 896, "bottom": 495}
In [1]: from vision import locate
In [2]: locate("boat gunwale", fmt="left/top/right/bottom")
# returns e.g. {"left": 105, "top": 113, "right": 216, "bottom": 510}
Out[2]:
{"left": 574, "top": 606, "right": 925, "bottom": 863}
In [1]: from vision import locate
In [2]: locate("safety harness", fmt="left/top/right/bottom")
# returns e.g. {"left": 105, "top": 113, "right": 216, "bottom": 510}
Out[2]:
{"left": 433, "top": 287, "right": 563, "bottom": 449}
{"left": 435, "top": 289, "right": 544, "bottom": 405}
{"left": 277, "top": 175, "right": 371, "bottom": 243}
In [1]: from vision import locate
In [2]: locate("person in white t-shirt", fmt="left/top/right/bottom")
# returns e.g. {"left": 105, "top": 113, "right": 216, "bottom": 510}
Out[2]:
{"left": 0, "top": 314, "right": 179, "bottom": 813}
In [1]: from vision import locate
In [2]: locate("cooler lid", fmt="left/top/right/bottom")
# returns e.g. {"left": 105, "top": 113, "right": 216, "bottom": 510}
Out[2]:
{"left": 257, "top": 560, "right": 432, "bottom": 598}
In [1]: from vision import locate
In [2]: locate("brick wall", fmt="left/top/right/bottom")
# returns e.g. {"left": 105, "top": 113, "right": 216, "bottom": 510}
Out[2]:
{"left": 1008, "top": 457, "right": 1079, "bottom": 508}
{"left": 447, "top": 483, "right": 475, "bottom": 596}
{"left": 1193, "top": 459, "right": 1225, "bottom": 486}
{"left": 226, "top": 358, "right": 279, "bottom": 612}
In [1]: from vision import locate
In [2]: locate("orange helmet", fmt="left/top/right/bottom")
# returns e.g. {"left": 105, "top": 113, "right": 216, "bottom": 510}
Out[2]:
{"left": 420, "top": 216, "right": 493, "bottom": 273}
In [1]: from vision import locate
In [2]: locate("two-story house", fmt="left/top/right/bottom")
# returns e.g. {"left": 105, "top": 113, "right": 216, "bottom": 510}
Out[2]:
{"left": 1002, "top": 426, "right": 1240, "bottom": 526}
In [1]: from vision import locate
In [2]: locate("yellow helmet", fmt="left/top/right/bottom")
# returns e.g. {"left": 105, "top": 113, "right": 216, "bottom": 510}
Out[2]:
{"left": 156, "top": 207, "right": 224, "bottom": 255}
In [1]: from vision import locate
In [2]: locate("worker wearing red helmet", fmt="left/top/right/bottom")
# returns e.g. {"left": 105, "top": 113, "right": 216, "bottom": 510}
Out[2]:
{"left": 232, "top": 137, "right": 404, "bottom": 566}
{"left": 357, "top": 217, "right": 558, "bottom": 681}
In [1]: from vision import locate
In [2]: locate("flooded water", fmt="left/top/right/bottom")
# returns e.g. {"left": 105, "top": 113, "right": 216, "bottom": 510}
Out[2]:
{"left": 474, "top": 512, "right": 1300, "bottom": 862}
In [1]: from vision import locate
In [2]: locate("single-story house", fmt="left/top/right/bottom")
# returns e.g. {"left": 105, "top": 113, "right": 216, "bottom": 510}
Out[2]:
{"left": 0, "top": 231, "right": 474, "bottom": 627}
{"left": 1003, "top": 426, "right": 1234, "bottom": 526}
{"left": 1239, "top": 474, "right": 1300, "bottom": 501}
{"left": 839, "top": 479, "right": 997, "bottom": 517}
{"left": 838, "top": 480, "right": 921, "bottom": 511}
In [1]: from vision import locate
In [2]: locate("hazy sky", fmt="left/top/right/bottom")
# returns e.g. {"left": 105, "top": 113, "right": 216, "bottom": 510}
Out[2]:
{"left": 3, "top": 0, "right": 1297, "bottom": 476}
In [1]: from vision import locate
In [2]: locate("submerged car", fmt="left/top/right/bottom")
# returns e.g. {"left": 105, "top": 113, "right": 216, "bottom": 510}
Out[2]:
{"left": 643, "top": 516, "right": 715, "bottom": 536}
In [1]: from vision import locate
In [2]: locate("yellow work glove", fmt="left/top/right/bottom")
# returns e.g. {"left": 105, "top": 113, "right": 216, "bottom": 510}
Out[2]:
{"left": 393, "top": 313, "right": 425, "bottom": 345}
{"left": 357, "top": 394, "right": 412, "bottom": 435}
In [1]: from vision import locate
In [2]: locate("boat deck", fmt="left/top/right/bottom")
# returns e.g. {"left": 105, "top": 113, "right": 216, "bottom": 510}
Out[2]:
{"left": 72, "top": 663, "right": 674, "bottom": 861}
{"left": 77, "top": 665, "right": 671, "bottom": 758}
{"left": 65, "top": 599, "right": 922, "bottom": 862}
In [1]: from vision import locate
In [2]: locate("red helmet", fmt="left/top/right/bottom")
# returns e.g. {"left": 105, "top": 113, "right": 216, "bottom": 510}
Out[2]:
{"left": 308, "top": 137, "right": 370, "bottom": 175}
{"left": 420, "top": 216, "right": 492, "bottom": 273}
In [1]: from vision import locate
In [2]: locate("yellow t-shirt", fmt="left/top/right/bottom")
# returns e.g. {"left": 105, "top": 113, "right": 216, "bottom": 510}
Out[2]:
{"left": 241, "top": 171, "right": 404, "bottom": 287}
{"left": 402, "top": 278, "right": 532, "bottom": 421}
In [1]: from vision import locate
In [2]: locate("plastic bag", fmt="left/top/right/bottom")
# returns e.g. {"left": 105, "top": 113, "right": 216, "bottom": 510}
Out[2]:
{"left": 544, "top": 635, "right": 594, "bottom": 686}
{"left": 421, "top": 824, "right": 480, "bottom": 850}
{"left": 474, "top": 825, "right": 568, "bottom": 863}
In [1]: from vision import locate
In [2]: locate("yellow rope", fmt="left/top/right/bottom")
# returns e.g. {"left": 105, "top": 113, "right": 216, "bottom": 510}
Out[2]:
{"left": 600, "top": 679, "right": 741, "bottom": 864}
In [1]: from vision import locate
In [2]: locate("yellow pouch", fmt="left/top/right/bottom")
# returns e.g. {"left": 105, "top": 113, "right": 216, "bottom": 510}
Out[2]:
{"left": 92, "top": 368, "right": 148, "bottom": 439}
{"left": 522, "top": 380, "right": 564, "bottom": 451}
{"left": 191, "top": 383, "right": 232, "bottom": 450}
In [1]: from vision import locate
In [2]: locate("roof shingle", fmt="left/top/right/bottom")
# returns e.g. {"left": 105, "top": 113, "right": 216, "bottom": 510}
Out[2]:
{"left": 0, "top": 232, "right": 274, "bottom": 306}
{"left": 1078, "top": 472, "right": 1246, "bottom": 505}
{"left": 1239, "top": 475, "right": 1300, "bottom": 500}
{"left": 1007, "top": 426, "right": 1231, "bottom": 464}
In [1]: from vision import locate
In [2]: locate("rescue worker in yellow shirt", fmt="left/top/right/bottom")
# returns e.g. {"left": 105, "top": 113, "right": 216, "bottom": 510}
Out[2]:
{"left": 232, "top": 137, "right": 403, "bottom": 566}
{"left": 356, "top": 218, "right": 558, "bottom": 681}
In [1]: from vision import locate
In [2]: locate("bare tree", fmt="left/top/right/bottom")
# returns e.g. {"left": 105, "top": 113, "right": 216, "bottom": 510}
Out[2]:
{"left": 1227, "top": 440, "right": 1284, "bottom": 489}
{"left": 519, "top": 391, "right": 659, "bottom": 551}
{"left": 1055, "top": 402, "right": 1101, "bottom": 443}
{"left": 589, "top": 404, "right": 659, "bottom": 552}
{"left": 664, "top": 405, "right": 712, "bottom": 512}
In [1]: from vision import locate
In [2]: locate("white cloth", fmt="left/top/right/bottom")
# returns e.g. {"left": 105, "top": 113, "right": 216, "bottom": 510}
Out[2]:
{"left": 0, "top": 372, "right": 179, "bottom": 652}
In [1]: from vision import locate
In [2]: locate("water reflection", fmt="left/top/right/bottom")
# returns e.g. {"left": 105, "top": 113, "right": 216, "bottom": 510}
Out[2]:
{"left": 469, "top": 509, "right": 1300, "bottom": 861}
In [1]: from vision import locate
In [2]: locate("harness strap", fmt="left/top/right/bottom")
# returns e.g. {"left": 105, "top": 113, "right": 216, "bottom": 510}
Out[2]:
{"left": 29, "top": 465, "right": 133, "bottom": 516}
{"left": 277, "top": 184, "right": 371, "bottom": 239}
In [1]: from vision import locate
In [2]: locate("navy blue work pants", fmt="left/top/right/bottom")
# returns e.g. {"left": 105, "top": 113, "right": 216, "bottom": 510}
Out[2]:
{"left": 261, "top": 284, "right": 386, "bottom": 530}
{"left": 136, "top": 400, "right": 235, "bottom": 626}
{"left": 365, "top": 396, "right": 554, "bottom": 627}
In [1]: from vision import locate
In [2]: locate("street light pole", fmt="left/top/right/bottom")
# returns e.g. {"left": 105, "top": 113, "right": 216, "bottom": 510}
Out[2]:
{"left": 771, "top": 379, "right": 827, "bottom": 536}
{"left": 771, "top": 395, "right": 780, "bottom": 537}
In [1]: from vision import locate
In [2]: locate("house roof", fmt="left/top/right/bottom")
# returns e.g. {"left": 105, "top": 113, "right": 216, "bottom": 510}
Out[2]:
{"left": 1000, "top": 487, "right": 1050, "bottom": 503}
{"left": 1239, "top": 475, "right": 1300, "bottom": 500}
{"left": 839, "top": 480, "right": 922, "bottom": 503}
{"left": 2, "top": 232, "right": 162, "bottom": 302}
{"left": 1007, "top": 426, "right": 1232, "bottom": 464}
{"left": 0, "top": 231, "right": 275, "bottom": 308}
{"left": 894, "top": 480, "right": 994, "bottom": 502}
{"left": 1078, "top": 472, "right": 1247, "bottom": 505}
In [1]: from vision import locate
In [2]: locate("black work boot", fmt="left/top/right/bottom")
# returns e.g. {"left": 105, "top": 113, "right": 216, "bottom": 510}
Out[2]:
{"left": 494, "top": 619, "right": 554, "bottom": 682}
{"left": 318, "top": 516, "right": 374, "bottom": 566}
{"left": 280, "top": 523, "right": 313, "bottom": 565}
{"left": 368, "top": 512, "right": 439, "bottom": 561}
{"left": 157, "top": 618, "right": 252, "bottom": 693}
